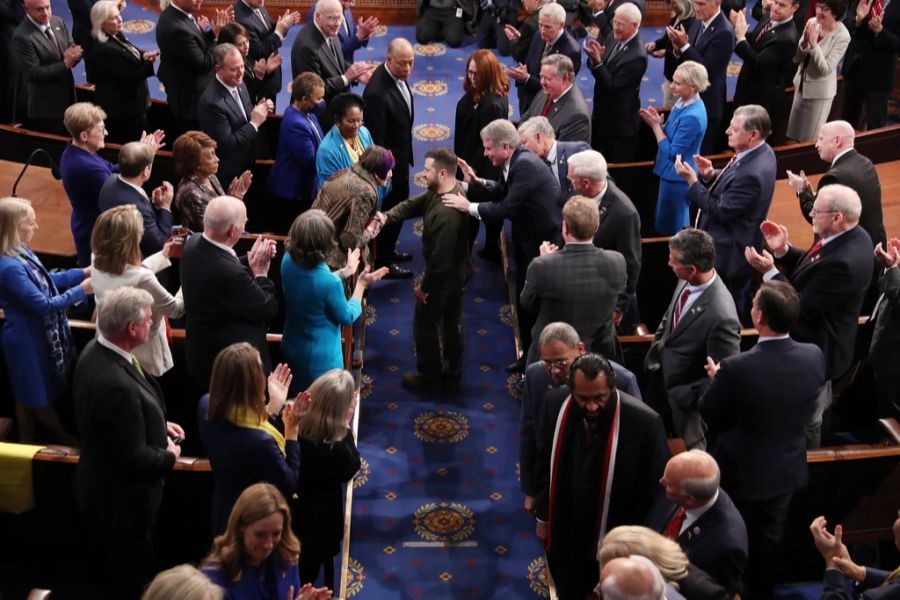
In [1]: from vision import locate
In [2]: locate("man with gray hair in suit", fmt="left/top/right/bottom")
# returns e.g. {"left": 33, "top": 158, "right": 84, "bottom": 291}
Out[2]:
{"left": 518, "top": 54, "right": 591, "bottom": 143}
{"left": 598, "top": 556, "right": 668, "bottom": 600}
{"left": 517, "top": 116, "right": 590, "bottom": 207}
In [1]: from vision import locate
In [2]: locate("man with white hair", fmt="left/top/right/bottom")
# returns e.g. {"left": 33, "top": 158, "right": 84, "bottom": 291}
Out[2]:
{"left": 787, "top": 120, "right": 886, "bottom": 251}
{"left": 746, "top": 184, "right": 874, "bottom": 446}
{"left": 598, "top": 556, "right": 669, "bottom": 600}
{"left": 583, "top": 2, "right": 647, "bottom": 162}
{"left": 567, "top": 149, "right": 641, "bottom": 331}
{"left": 507, "top": 2, "right": 581, "bottom": 113}
{"left": 180, "top": 195, "right": 278, "bottom": 388}
{"left": 517, "top": 116, "right": 590, "bottom": 206}
{"left": 518, "top": 54, "right": 591, "bottom": 143}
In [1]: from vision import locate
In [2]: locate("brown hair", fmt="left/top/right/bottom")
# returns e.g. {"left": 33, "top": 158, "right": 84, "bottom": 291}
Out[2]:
{"left": 206, "top": 342, "right": 268, "bottom": 424}
{"left": 463, "top": 49, "right": 510, "bottom": 103}
{"left": 285, "top": 209, "right": 334, "bottom": 268}
{"left": 204, "top": 483, "right": 300, "bottom": 579}
{"left": 91, "top": 205, "right": 143, "bottom": 275}
{"left": 216, "top": 21, "right": 249, "bottom": 46}
{"left": 291, "top": 72, "right": 326, "bottom": 104}
{"left": 562, "top": 196, "right": 600, "bottom": 240}
{"left": 172, "top": 131, "right": 217, "bottom": 178}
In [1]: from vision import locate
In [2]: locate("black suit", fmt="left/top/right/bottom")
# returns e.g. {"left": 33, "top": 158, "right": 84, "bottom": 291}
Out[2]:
{"left": 592, "top": 179, "right": 642, "bottom": 321}
{"left": 648, "top": 15, "right": 697, "bottom": 83}
{"left": 291, "top": 22, "right": 349, "bottom": 119}
{"left": 156, "top": 5, "right": 216, "bottom": 122}
{"left": 197, "top": 77, "right": 259, "bottom": 188}
{"left": 180, "top": 234, "right": 279, "bottom": 389}
{"left": 73, "top": 339, "right": 176, "bottom": 599}
{"left": 516, "top": 29, "right": 581, "bottom": 113}
{"left": 842, "top": 0, "right": 900, "bottom": 130}
{"left": 646, "top": 490, "right": 749, "bottom": 595}
{"left": 0, "top": 0, "right": 25, "bottom": 123}
{"left": 88, "top": 33, "right": 154, "bottom": 142}
{"left": 798, "top": 149, "right": 886, "bottom": 250}
{"left": 234, "top": 0, "right": 283, "bottom": 101}
{"left": 67, "top": 0, "right": 94, "bottom": 80}
{"left": 733, "top": 17, "right": 798, "bottom": 130}
{"left": 701, "top": 336, "right": 825, "bottom": 598}
{"left": 97, "top": 175, "right": 173, "bottom": 257}
{"left": 870, "top": 267, "right": 900, "bottom": 419}
{"left": 588, "top": 32, "right": 647, "bottom": 162}
{"left": 11, "top": 15, "right": 75, "bottom": 129}
{"left": 580, "top": 0, "right": 646, "bottom": 39}
{"left": 363, "top": 62, "right": 414, "bottom": 267}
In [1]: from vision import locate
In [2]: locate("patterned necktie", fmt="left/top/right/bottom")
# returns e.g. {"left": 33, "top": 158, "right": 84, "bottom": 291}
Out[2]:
{"left": 872, "top": 0, "right": 885, "bottom": 18}
{"left": 801, "top": 239, "right": 824, "bottom": 263}
{"left": 231, "top": 88, "right": 248, "bottom": 121}
{"left": 255, "top": 8, "right": 269, "bottom": 28}
{"left": 307, "top": 114, "right": 322, "bottom": 143}
{"left": 664, "top": 506, "right": 687, "bottom": 539}
{"left": 542, "top": 42, "right": 551, "bottom": 58}
{"left": 672, "top": 285, "right": 691, "bottom": 330}
{"left": 756, "top": 19, "right": 773, "bottom": 42}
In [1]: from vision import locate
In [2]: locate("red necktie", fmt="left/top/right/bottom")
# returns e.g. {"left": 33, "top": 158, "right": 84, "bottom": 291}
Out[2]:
{"left": 540, "top": 97, "right": 554, "bottom": 117}
{"left": 755, "top": 20, "right": 773, "bottom": 42}
{"left": 802, "top": 239, "right": 824, "bottom": 263}
{"left": 672, "top": 285, "right": 691, "bottom": 330}
{"left": 872, "top": 0, "right": 884, "bottom": 18}
{"left": 664, "top": 506, "right": 687, "bottom": 540}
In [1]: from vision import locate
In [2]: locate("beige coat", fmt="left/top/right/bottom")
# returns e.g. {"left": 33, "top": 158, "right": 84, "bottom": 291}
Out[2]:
{"left": 792, "top": 20, "right": 850, "bottom": 100}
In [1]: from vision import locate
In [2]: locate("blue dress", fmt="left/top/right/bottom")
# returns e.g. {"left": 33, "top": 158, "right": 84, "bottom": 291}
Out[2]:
{"left": 202, "top": 558, "right": 300, "bottom": 600}
{"left": 0, "top": 249, "right": 86, "bottom": 408}
{"left": 59, "top": 143, "right": 118, "bottom": 267}
{"left": 652, "top": 97, "right": 707, "bottom": 235}
{"left": 280, "top": 256, "right": 361, "bottom": 393}
{"left": 314, "top": 125, "right": 374, "bottom": 190}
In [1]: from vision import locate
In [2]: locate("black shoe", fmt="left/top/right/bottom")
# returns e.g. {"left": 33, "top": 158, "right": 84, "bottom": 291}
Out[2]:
{"left": 392, "top": 251, "right": 413, "bottom": 263}
{"left": 402, "top": 372, "right": 442, "bottom": 391}
{"left": 477, "top": 247, "right": 502, "bottom": 264}
{"left": 383, "top": 263, "right": 413, "bottom": 279}
{"left": 505, "top": 356, "right": 526, "bottom": 373}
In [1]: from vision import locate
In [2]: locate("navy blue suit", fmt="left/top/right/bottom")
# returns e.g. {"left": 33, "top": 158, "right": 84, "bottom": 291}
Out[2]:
{"left": 823, "top": 567, "right": 900, "bottom": 599}
{"left": 646, "top": 489, "right": 749, "bottom": 595}
{"left": 688, "top": 142, "right": 776, "bottom": 320}
{"left": 701, "top": 336, "right": 825, "bottom": 598}
{"left": 97, "top": 175, "right": 173, "bottom": 257}
{"left": 268, "top": 104, "right": 323, "bottom": 204}
{"left": 676, "top": 12, "right": 735, "bottom": 152}
{"left": 552, "top": 140, "right": 591, "bottom": 207}
{"left": 197, "top": 394, "right": 301, "bottom": 534}
{"left": 197, "top": 78, "right": 259, "bottom": 188}
{"left": 774, "top": 226, "right": 874, "bottom": 379}
{"left": 516, "top": 30, "right": 581, "bottom": 113}
{"left": 519, "top": 359, "right": 640, "bottom": 497}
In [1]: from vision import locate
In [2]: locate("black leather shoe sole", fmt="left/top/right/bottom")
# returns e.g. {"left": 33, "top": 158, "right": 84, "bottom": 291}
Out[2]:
{"left": 392, "top": 251, "right": 413, "bottom": 262}
{"left": 384, "top": 264, "right": 413, "bottom": 279}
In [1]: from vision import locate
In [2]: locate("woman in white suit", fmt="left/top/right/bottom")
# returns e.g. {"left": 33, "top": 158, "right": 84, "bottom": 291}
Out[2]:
{"left": 786, "top": 0, "right": 850, "bottom": 141}
{"left": 90, "top": 205, "right": 185, "bottom": 376}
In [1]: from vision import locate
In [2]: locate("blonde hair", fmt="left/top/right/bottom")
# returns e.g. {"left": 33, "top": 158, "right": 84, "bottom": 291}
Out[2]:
{"left": 598, "top": 526, "right": 690, "bottom": 584}
{"left": 91, "top": 205, "right": 143, "bottom": 275}
{"left": 674, "top": 61, "right": 710, "bottom": 93}
{"left": 63, "top": 102, "right": 107, "bottom": 139}
{"left": 297, "top": 369, "right": 355, "bottom": 443}
{"left": 0, "top": 197, "right": 32, "bottom": 256}
{"left": 141, "top": 564, "right": 223, "bottom": 600}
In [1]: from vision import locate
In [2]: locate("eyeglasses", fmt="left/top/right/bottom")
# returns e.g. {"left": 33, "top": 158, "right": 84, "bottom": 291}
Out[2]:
{"left": 319, "top": 14, "right": 342, "bottom": 22}
{"left": 542, "top": 357, "right": 569, "bottom": 369}
{"left": 809, "top": 208, "right": 838, "bottom": 216}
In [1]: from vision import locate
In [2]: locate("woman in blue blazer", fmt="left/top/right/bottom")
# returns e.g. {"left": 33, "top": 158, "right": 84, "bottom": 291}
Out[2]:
{"left": 268, "top": 73, "right": 326, "bottom": 220}
{"left": 0, "top": 198, "right": 89, "bottom": 444}
{"left": 201, "top": 483, "right": 331, "bottom": 600}
{"left": 640, "top": 61, "right": 709, "bottom": 236}
{"left": 314, "top": 93, "right": 374, "bottom": 189}
{"left": 198, "top": 342, "right": 306, "bottom": 535}
{"left": 281, "top": 210, "right": 387, "bottom": 393}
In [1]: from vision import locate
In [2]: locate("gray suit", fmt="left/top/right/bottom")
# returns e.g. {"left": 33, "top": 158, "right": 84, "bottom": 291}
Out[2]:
{"left": 520, "top": 85, "right": 591, "bottom": 143}
{"left": 521, "top": 242, "right": 626, "bottom": 364}
{"left": 11, "top": 15, "right": 75, "bottom": 121}
{"left": 644, "top": 274, "right": 741, "bottom": 449}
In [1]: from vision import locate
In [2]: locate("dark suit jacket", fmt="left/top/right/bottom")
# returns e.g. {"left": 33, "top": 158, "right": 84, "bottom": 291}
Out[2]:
{"left": 870, "top": 266, "right": 900, "bottom": 376}
{"left": 677, "top": 12, "right": 735, "bottom": 121}
{"left": 519, "top": 359, "right": 640, "bottom": 497}
{"left": 234, "top": 0, "right": 283, "bottom": 96}
{"left": 268, "top": 104, "right": 323, "bottom": 201}
{"left": 156, "top": 5, "right": 216, "bottom": 120}
{"left": 581, "top": 0, "right": 646, "bottom": 38}
{"left": 775, "top": 226, "right": 874, "bottom": 379}
{"left": 290, "top": 23, "right": 348, "bottom": 107}
{"left": 593, "top": 179, "right": 642, "bottom": 313}
{"left": 89, "top": 34, "right": 153, "bottom": 119}
{"left": 472, "top": 146, "right": 562, "bottom": 263}
{"left": 823, "top": 566, "right": 900, "bottom": 599}
{"left": 454, "top": 91, "right": 508, "bottom": 180}
{"left": 98, "top": 175, "right": 173, "bottom": 257}
{"left": 535, "top": 389, "right": 670, "bottom": 538}
{"left": 362, "top": 62, "right": 414, "bottom": 196}
{"left": 843, "top": 0, "right": 900, "bottom": 92}
{"left": 700, "top": 337, "right": 825, "bottom": 499}
{"left": 689, "top": 143, "right": 776, "bottom": 291}
{"left": 73, "top": 339, "right": 175, "bottom": 527}
{"left": 589, "top": 32, "right": 647, "bottom": 137}
{"left": 305, "top": 4, "right": 368, "bottom": 63}
{"left": 649, "top": 15, "right": 697, "bottom": 81}
{"left": 180, "top": 235, "right": 279, "bottom": 389}
{"left": 733, "top": 17, "right": 798, "bottom": 125}
{"left": 550, "top": 139, "right": 591, "bottom": 206}
{"left": 522, "top": 243, "right": 626, "bottom": 363}
{"left": 197, "top": 394, "right": 301, "bottom": 534}
{"left": 11, "top": 15, "right": 75, "bottom": 119}
{"left": 520, "top": 85, "right": 591, "bottom": 143}
{"left": 197, "top": 78, "right": 259, "bottom": 187}
{"left": 798, "top": 149, "right": 886, "bottom": 250}
{"left": 644, "top": 274, "right": 742, "bottom": 413}
{"left": 646, "top": 489, "right": 749, "bottom": 594}
{"left": 517, "top": 29, "right": 582, "bottom": 113}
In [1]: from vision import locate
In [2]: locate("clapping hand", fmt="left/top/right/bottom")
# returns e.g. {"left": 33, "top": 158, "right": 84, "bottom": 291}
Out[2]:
{"left": 539, "top": 241, "right": 558, "bottom": 256}
{"left": 704, "top": 356, "right": 720, "bottom": 379}
{"left": 760, "top": 219, "right": 790, "bottom": 254}
{"left": 358, "top": 264, "right": 390, "bottom": 287}
{"left": 506, "top": 63, "right": 529, "bottom": 82}
{"left": 212, "top": 6, "right": 234, "bottom": 37}
{"left": 247, "top": 235, "right": 276, "bottom": 277}
{"left": 357, "top": 16, "right": 379, "bottom": 39}
{"left": 674, "top": 154, "right": 698, "bottom": 185}
{"left": 731, "top": 9, "right": 748, "bottom": 38}
{"left": 63, "top": 44, "right": 83, "bottom": 68}
{"left": 267, "top": 363, "right": 293, "bottom": 417}
{"left": 666, "top": 23, "right": 689, "bottom": 48}
{"left": 228, "top": 170, "right": 253, "bottom": 199}
{"left": 809, "top": 516, "right": 865, "bottom": 579}
{"left": 504, "top": 24, "right": 521, "bottom": 41}
{"left": 253, "top": 58, "right": 267, "bottom": 79}
{"left": 286, "top": 583, "right": 332, "bottom": 600}
{"left": 874, "top": 238, "right": 900, "bottom": 268}
{"left": 855, "top": 0, "right": 874, "bottom": 23}
{"left": 693, "top": 154, "right": 715, "bottom": 179}
{"left": 275, "top": 10, "right": 301, "bottom": 36}
{"left": 142, "top": 50, "right": 160, "bottom": 63}
{"left": 785, "top": 169, "right": 811, "bottom": 195}
{"left": 151, "top": 181, "right": 174, "bottom": 209}
{"left": 639, "top": 106, "right": 664, "bottom": 128}
{"left": 583, "top": 38, "right": 604, "bottom": 62}
{"left": 140, "top": 129, "right": 166, "bottom": 151}
{"left": 265, "top": 52, "right": 283, "bottom": 74}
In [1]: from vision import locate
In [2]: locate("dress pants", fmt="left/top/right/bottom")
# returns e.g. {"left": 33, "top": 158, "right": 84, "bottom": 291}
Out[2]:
{"left": 842, "top": 81, "right": 890, "bottom": 131}
{"left": 414, "top": 285, "right": 464, "bottom": 378}
{"left": 734, "top": 492, "right": 793, "bottom": 600}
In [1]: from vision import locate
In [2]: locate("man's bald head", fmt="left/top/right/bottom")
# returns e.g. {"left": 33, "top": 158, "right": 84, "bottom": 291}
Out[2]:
{"left": 386, "top": 38, "right": 414, "bottom": 81}
{"left": 203, "top": 195, "right": 247, "bottom": 243}
{"left": 599, "top": 556, "right": 666, "bottom": 600}
{"left": 660, "top": 450, "right": 720, "bottom": 508}
{"left": 815, "top": 120, "right": 856, "bottom": 163}
{"left": 314, "top": 0, "right": 344, "bottom": 36}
